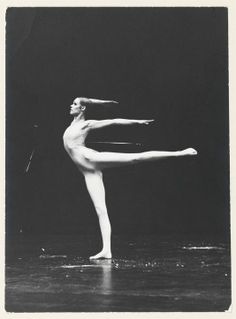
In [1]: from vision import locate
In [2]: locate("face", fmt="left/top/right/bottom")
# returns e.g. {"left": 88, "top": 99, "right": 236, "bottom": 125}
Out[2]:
{"left": 70, "top": 98, "right": 85, "bottom": 115}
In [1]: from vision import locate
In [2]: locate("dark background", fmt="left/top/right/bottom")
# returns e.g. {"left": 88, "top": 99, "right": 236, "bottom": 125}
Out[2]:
{"left": 6, "top": 7, "right": 229, "bottom": 238}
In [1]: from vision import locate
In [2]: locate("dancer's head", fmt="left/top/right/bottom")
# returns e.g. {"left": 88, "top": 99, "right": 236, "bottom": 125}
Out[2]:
{"left": 70, "top": 97, "right": 87, "bottom": 116}
{"left": 70, "top": 96, "right": 118, "bottom": 116}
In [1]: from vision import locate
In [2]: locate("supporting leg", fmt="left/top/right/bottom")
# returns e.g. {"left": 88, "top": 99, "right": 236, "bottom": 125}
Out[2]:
{"left": 83, "top": 170, "right": 112, "bottom": 259}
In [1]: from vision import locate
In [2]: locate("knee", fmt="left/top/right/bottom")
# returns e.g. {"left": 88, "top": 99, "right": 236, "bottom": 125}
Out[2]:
{"left": 94, "top": 204, "right": 107, "bottom": 217}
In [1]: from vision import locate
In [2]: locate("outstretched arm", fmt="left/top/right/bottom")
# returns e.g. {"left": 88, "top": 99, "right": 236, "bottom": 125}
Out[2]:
{"left": 80, "top": 97, "right": 119, "bottom": 105}
{"left": 90, "top": 98, "right": 119, "bottom": 104}
{"left": 88, "top": 119, "right": 154, "bottom": 130}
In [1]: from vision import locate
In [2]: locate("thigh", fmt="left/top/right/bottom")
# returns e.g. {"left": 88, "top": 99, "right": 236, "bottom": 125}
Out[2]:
{"left": 83, "top": 171, "right": 106, "bottom": 207}
{"left": 84, "top": 150, "right": 138, "bottom": 169}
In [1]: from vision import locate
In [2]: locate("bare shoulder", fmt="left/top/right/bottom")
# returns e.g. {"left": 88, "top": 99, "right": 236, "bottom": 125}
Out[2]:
{"left": 73, "top": 120, "right": 96, "bottom": 130}
{"left": 84, "top": 120, "right": 97, "bottom": 129}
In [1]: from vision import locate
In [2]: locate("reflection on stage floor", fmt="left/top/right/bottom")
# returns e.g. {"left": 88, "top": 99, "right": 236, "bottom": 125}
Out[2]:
{"left": 5, "top": 234, "right": 231, "bottom": 312}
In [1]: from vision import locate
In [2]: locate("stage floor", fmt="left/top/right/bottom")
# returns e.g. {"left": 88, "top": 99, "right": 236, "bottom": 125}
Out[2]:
{"left": 5, "top": 234, "right": 231, "bottom": 312}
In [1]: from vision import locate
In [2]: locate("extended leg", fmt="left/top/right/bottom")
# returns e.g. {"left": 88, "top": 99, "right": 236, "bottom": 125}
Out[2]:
{"left": 83, "top": 170, "right": 112, "bottom": 259}
{"left": 87, "top": 148, "right": 197, "bottom": 170}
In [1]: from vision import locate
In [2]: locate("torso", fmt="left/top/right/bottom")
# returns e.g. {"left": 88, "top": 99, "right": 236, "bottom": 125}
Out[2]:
{"left": 63, "top": 121, "right": 88, "bottom": 149}
{"left": 63, "top": 120, "right": 97, "bottom": 171}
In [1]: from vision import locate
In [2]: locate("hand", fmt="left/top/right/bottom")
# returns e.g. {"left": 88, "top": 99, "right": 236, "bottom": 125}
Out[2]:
{"left": 139, "top": 119, "right": 155, "bottom": 125}
{"left": 111, "top": 100, "right": 119, "bottom": 104}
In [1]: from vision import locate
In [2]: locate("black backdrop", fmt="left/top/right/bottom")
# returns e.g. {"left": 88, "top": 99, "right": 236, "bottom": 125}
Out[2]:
{"left": 6, "top": 7, "right": 229, "bottom": 237}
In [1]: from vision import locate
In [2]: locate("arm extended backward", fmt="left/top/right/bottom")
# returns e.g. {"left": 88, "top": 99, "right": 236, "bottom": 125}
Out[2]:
{"left": 81, "top": 97, "right": 119, "bottom": 105}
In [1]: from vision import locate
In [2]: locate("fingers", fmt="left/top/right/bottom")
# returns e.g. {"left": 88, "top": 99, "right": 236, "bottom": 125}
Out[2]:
{"left": 146, "top": 119, "right": 155, "bottom": 124}
{"left": 142, "top": 119, "right": 155, "bottom": 125}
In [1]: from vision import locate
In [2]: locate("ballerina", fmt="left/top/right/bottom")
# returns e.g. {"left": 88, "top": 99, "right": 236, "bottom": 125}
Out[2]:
{"left": 63, "top": 97, "right": 197, "bottom": 259}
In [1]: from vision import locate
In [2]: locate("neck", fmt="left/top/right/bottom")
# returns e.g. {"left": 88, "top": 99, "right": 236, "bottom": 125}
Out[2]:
{"left": 72, "top": 112, "right": 85, "bottom": 124}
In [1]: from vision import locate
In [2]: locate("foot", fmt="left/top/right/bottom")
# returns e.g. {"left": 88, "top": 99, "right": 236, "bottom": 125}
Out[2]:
{"left": 179, "top": 148, "right": 198, "bottom": 156}
{"left": 89, "top": 250, "right": 112, "bottom": 260}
